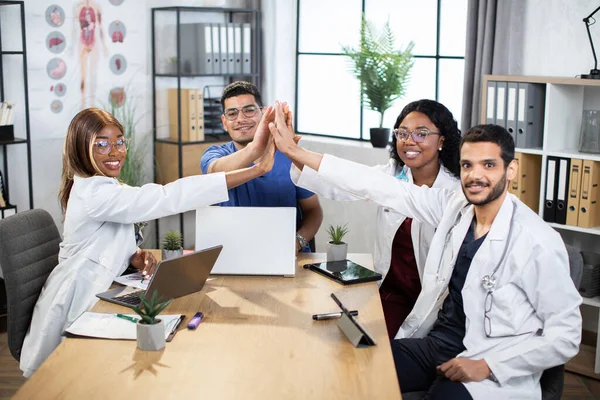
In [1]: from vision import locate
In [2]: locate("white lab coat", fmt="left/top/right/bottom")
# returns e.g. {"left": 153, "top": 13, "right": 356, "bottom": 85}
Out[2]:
{"left": 291, "top": 159, "right": 460, "bottom": 338}
{"left": 299, "top": 155, "right": 582, "bottom": 400}
{"left": 20, "top": 173, "right": 229, "bottom": 378}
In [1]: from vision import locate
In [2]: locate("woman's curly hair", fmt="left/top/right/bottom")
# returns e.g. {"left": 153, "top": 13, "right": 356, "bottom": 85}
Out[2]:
{"left": 389, "top": 99, "right": 461, "bottom": 178}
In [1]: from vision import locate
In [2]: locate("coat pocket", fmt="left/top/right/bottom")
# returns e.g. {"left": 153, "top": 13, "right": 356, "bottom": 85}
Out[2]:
{"left": 485, "top": 283, "right": 534, "bottom": 337}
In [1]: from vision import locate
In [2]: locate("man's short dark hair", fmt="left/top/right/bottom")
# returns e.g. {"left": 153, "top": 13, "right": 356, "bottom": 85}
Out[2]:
{"left": 220, "top": 81, "right": 263, "bottom": 110}
{"left": 461, "top": 124, "right": 515, "bottom": 168}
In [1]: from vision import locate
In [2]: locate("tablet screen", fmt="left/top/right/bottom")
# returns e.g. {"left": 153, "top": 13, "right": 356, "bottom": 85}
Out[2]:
{"left": 306, "top": 260, "right": 382, "bottom": 284}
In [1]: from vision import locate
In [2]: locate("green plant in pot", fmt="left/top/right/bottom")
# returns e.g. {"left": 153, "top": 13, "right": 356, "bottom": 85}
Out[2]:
{"left": 342, "top": 15, "right": 414, "bottom": 148}
{"left": 326, "top": 224, "right": 350, "bottom": 262}
{"left": 162, "top": 229, "right": 183, "bottom": 260}
{"left": 132, "top": 290, "right": 173, "bottom": 351}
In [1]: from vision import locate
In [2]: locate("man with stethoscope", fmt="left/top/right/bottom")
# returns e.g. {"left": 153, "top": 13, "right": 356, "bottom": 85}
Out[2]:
{"left": 268, "top": 104, "right": 582, "bottom": 400}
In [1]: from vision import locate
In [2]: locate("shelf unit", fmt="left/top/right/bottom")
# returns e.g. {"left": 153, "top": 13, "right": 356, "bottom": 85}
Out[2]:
{"left": 0, "top": 1, "right": 32, "bottom": 215}
{"left": 151, "top": 6, "right": 261, "bottom": 246}
{"left": 0, "top": 0, "right": 32, "bottom": 318}
{"left": 482, "top": 74, "right": 600, "bottom": 377}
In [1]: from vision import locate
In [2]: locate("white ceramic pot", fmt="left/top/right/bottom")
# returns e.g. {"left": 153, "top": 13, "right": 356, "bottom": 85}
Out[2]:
{"left": 162, "top": 249, "right": 183, "bottom": 260}
{"left": 326, "top": 242, "right": 348, "bottom": 262}
{"left": 136, "top": 319, "right": 165, "bottom": 351}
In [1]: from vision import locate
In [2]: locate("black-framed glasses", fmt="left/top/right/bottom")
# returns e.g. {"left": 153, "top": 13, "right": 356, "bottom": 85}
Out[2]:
{"left": 393, "top": 128, "right": 440, "bottom": 143}
{"left": 483, "top": 291, "right": 534, "bottom": 339}
{"left": 223, "top": 105, "right": 262, "bottom": 121}
{"left": 93, "top": 138, "right": 130, "bottom": 155}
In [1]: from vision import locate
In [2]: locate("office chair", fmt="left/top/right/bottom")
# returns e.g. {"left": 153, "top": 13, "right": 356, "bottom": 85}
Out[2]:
{"left": 402, "top": 243, "right": 584, "bottom": 400}
{"left": 0, "top": 209, "right": 61, "bottom": 361}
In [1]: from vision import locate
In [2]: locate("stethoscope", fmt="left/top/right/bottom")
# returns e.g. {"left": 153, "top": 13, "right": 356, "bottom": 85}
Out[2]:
{"left": 481, "top": 206, "right": 515, "bottom": 293}
{"left": 435, "top": 202, "right": 517, "bottom": 293}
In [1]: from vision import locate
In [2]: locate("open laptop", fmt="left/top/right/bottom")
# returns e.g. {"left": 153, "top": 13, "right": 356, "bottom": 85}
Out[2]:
{"left": 96, "top": 245, "right": 223, "bottom": 308}
{"left": 195, "top": 207, "right": 296, "bottom": 277}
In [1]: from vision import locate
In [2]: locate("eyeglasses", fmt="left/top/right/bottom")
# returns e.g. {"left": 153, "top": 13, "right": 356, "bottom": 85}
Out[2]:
{"left": 484, "top": 291, "right": 534, "bottom": 339}
{"left": 393, "top": 128, "right": 440, "bottom": 143}
{"left": 223, "top": 105, "right": 262, "bottom": 121}
{"left": 93, "top": 138, "right": 130, "bottom": 155}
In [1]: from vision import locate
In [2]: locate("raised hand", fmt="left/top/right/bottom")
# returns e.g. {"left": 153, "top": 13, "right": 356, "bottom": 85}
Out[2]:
{"left": 250, "top": 106, "right": 275, "bottom": 155}
{"left": 255, "top": 135, "right": 276, "bottom": 175}
{"left": 269, "top": 101, "right": 298, "bottom": 156}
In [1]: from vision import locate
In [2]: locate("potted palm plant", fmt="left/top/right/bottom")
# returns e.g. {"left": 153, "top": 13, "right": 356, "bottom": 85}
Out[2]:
{"left": 327, "top": 224, "right": 350, "bottom": 262}
{"left": 133, "top": 290, "right": 173, "bottom": 351}
{"left": 162, "top": 229, "right": 183, "bottom": 260}
{"left": 342, "top": 15, "right": 414, "bottom": 148}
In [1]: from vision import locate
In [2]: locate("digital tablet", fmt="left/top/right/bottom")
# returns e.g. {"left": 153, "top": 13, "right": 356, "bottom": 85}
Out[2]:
{"left": 303, "top": 260, "right": 382, "bottom": 285}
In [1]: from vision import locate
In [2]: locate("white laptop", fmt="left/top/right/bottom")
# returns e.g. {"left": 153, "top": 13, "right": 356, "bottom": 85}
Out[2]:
{"left": 195, "top": 206, "right": 297, "bottom": 277}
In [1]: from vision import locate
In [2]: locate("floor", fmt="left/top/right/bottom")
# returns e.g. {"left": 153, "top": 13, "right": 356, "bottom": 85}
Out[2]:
{"left": 0, "top": 317, "right": 598, "bottom": 399}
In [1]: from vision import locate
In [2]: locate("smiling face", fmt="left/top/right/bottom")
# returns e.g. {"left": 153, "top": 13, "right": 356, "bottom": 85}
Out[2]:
{"left": 395, "top": 111, "right": 445, "bottom": 171}
{"left": 92, "top": 124, "right": 127, "bottom": 178}
{"left": 221, "top": 94, "right": 262, "bottom": 147}
{"left": 460, "top": 142, "right": 517, "bottom": 206}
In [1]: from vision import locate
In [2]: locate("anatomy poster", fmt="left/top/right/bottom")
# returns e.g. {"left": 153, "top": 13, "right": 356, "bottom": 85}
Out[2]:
{"left": 26, "top": 0, "right": 143, "bottom": 122}
{"left": 23, "top": 0, "right": 147, "bottom": 224}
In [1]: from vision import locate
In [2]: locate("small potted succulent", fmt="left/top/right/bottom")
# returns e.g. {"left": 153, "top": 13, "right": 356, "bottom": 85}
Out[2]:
{"left": 133, "top": 290, "right": 173, "bottom": 351}
{"left": 326, "top": 224, "right": 350, "bottom": 262}
{"left": 162, "top": 229, "right": 183, "bottom": 260}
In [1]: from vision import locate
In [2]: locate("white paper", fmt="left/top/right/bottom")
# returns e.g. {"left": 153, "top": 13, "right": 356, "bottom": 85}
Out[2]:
{"left": 65, "top": 312, "right": 182, "bottom": 340}
{"left": 113, "top": 271, "right": 149, "bottom": 290}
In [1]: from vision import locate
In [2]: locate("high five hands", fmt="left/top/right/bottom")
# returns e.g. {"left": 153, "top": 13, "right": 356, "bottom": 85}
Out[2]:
{"left": 268, "top": 101, "right": 301, "bottom": 156}
{"left": 252, "top": 101, "right": 300, "bottom": 175}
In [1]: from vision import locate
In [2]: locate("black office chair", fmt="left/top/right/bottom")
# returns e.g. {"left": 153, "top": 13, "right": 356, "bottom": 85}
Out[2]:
{"left": 403, "top": 243, "right": 584, "bottom": 400}
{"left": 0, "top": 209, "right": 61, "bottom": 361}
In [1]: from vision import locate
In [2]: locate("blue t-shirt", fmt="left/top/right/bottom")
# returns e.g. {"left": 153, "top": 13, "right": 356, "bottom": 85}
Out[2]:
{"left": 200, "top": 141, "right": 315, "bottom": 209}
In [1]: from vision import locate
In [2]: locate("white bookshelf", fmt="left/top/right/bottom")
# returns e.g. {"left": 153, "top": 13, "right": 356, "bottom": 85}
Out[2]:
{"left": 483, "top": 75, "right": 600, "bottom": 375}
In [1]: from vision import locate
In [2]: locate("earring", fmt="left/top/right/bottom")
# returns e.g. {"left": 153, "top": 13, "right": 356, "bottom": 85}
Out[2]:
{"left": 438, "top": 147, "right": 442, "bottom": 151}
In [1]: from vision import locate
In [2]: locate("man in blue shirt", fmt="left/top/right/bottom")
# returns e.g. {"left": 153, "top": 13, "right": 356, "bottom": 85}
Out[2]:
{"left": 201, "top": 81, "right": 323, "bottom": 252}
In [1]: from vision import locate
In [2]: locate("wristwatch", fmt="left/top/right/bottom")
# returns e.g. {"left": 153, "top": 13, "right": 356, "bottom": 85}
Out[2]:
{"left": 296, "top": 233, "right": 309, "bottom": 249}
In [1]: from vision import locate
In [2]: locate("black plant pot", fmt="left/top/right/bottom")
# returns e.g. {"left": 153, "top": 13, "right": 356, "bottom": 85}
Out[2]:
{"left": 370, "top": 128, "right": 390, "bottom": 148}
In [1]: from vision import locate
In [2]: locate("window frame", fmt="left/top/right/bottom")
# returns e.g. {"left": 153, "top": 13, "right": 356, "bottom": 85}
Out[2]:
{"left": 294, "top": 0, "right": 465, "bottom": 141}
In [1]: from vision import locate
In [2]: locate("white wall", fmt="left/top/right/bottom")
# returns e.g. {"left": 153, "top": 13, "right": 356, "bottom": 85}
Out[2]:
{"left": 3, "top": 0, "right": 251, "bottom": 242}
{"left": 519, "top": 0, "right": 600, "bottom": 78}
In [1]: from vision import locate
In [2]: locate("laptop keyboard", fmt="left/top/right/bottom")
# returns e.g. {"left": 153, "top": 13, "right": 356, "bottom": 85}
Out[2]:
{"left": 113, "top": 290, "right": 144, "bottom": 305}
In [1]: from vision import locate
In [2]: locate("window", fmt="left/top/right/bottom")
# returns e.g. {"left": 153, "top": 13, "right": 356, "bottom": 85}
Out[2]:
{"left": 295, "top": 0, "right": 468, "bottom": 140}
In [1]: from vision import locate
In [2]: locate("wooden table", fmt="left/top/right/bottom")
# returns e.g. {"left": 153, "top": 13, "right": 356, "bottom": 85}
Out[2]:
{"left": 15, "top": 253, "right": 401, "bottom": 400}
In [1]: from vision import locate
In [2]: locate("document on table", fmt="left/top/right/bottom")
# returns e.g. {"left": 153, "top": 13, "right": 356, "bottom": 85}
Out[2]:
{"left": 65, "top": 312, "right": 182, "bottom": 340}
{"left": 113, "top": 271, "right": 149, "bottom": 290}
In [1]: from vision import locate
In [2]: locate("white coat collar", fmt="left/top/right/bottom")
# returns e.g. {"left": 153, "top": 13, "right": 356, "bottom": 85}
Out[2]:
{"left": 482, "top": 194, "right": 516, "bottom": 241}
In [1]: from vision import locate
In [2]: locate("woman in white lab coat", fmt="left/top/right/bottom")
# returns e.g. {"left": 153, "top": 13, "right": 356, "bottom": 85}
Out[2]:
{"left": 291, "top": 100, "right": 461, "bottom": 339}
{"left": 20, "top": 108, "right": 276, "bottom": 377}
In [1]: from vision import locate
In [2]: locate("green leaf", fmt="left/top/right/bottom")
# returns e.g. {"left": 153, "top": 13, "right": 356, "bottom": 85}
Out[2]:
{"left": 342, "top": 14, "right": 414, "bottom": 128}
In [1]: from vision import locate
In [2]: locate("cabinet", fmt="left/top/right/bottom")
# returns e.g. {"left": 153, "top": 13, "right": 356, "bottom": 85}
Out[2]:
{"left": 0, "top": 1, "right": 33, "bottom": 217}
{"left": 151, "top": 6, "right": 261, "bottom": 245}
{"left": 482, "top": 74, "right": 600, "bottom": 377}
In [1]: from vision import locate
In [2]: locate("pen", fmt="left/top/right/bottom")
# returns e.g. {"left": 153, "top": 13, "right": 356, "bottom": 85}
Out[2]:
{"left": 312, "top": 310, "right": 359, "bottom": 320}
{"left": 166, "top": 315, "right": 186, "bottom": 342}
{"left": 116, "top": 314, "right": 139, "bottom": 323}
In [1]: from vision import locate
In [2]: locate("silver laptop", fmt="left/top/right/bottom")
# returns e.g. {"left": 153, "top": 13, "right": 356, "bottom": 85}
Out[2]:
{"left": 96, "top": 245, "right": 223, "bottom": 308}
{"left": 195, "top": 207, "right": 296, "bottom": 276}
